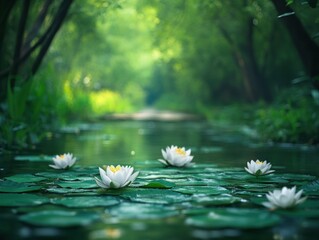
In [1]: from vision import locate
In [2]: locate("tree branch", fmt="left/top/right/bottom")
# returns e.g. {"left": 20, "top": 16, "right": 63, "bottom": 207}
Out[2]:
{"left": 12, "top": 0, "right": 30, "bottom": 80}
{"left": 31, "top": 0, "right": 73, "bottom": 76}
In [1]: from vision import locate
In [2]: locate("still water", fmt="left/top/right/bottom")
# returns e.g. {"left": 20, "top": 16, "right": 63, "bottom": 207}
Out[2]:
{"left": 1, "top": 120, "right": 319, "bottom": 240}
{"left": 39, "top": 121, "right": 319, "bottom": 175}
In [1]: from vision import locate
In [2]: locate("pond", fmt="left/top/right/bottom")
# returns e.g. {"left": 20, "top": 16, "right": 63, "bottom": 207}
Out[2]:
{"left": 1, "top": 120, "right": 319, "bottom": 240}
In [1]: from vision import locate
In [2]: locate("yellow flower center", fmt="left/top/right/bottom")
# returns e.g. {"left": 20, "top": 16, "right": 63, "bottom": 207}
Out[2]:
{"left": 256, "top": 160, "right": 263, "bottom": 164}
{"left": 175, "top": 148, "right": 186, "bottom": 156}
{"left": 58, "top": 155, "right": 65, "bottom": 159}
{"left": 109, "top": 165, "right": 121, "bottom": 173}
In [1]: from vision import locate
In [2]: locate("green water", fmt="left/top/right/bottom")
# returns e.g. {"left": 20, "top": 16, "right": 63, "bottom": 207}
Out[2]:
{"left": 1, "top": 121, "right": 319, "bottom": 240}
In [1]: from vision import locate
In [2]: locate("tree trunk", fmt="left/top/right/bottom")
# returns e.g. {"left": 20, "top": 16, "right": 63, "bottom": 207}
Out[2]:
{"left": 217, "top": 19, "right": 271, "bottom": 102}
{"left": 270, "top": 0, "right": 319, "bottom": 88}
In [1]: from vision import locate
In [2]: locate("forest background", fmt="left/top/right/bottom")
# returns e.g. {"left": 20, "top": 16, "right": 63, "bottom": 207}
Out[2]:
{"left": 0, "top": 0, "right": 319, "bottom": 150}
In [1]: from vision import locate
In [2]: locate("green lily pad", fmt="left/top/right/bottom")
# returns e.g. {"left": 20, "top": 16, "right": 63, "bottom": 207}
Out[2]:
{"left": 51, "top": 196, "right": 120, "bottom": 208}
{"left": 57, "top": 179, "right": 97, "bottom": 189}
{"left": 141, "top": 180, "right": 176, "bottom": 189}
{"left": 173, "top": 186, "right": 229, "bottom": 195}
{"left": 185, "top": 208, "right": 281, "bottom": 229}
{"left": 139, "top": 174, "right": 189, "bottom": 180}
{"left": 0, "top": 180, "right": 42, "bottom": 193}
{"left": 109, "top": 202, "right": 179, "bottom": 219}
{"left": 0, "top": 193, "right": 49, "bottom": 206}
{"left": 46, "top": 187, "right": 96, "bottom": 194}
{"left": 5, "top": 174, "right": 46, "bottom": 183}
{"left": 192, "top": 194, "right": 243, "bottom": 206}
{"left": 303, "top": 180, "right": 319, "bottom": 195}
{"left": 121, "top": 188, "right": 191, "bottom": 204}
{"left": 36, "top": 171, "right": 90, "bottom": 181}
{"left": 19, "top": 210, "right": 100, "bottom": 227}
{"left": 282, "top": 174, "right": 316, "bottom": 182}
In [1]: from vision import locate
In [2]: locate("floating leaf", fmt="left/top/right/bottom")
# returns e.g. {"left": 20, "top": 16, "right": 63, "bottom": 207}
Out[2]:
{"left": 121, "top": 188, "right": 191, "bottom": 204}
{"left": 0, "top": 193, "right": 49, "bottom": 207}
{"left": 141, "top": 180, "right": 176, "bottom": 189}
{"left": 186, "top": 208, "right": 281, "bottom": 229}
{"left": 302, "top": 180, "right": 319, "bottom": 195}
{"left": 173, "top": 186, "right": 229, "bottom": 195}
{"left": 36, "top": 171, "right": 90, "bottom": 181}
{"left": 19, "top": 210, "right": 100, "bottom": 227}
{"left": 51, "top": 196, "right": 120, "bottom": 208}
{"left": 57, "top": 179, "right": 98, "bottom": 189}
{"left": 0, "top": 180, "right": 42, "bottom": 193}
{"left": 282, "top": 174, "right": 316, "bottom": 182}
{"left": 5, "top": 174, "right": 46, "bottom": 183}
{"left": 192, "top": 194, "right": 243, "bottom": 206}
{"left": 109, "top": 202, "right": 178, "bottom": 219}
{"left": 46, "top": 187, "right": 96, "bottom": 195}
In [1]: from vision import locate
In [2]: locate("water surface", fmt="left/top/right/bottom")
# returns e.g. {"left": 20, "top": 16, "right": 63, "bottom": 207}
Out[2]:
{"left": 1, "top": 120, "right": 319, "bottom": 240}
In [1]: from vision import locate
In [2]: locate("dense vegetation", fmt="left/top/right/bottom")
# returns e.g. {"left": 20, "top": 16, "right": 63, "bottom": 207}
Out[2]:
{"left": 0, "top": 0, "right": 319, "bottom": 149}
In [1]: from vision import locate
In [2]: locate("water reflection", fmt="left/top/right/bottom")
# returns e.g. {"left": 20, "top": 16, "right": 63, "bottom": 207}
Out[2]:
{"left": 35, "top": 121, "right": 319, "bottom": 176}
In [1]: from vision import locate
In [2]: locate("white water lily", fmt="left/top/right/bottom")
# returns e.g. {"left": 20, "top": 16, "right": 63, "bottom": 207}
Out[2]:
{"left": 49, "top": 153, "right": 76, "bottom": 169}
{"left": 158, "top": 145, "right": 194, "bottom": 167}
{"left": 245, "top": 159, "right": 274, "bottom": 176}
{"left": 263, "top": 186, "right": 306, "bottom": 209}
{"left": 95, "top": 165, "right": 139, "bottom": 189}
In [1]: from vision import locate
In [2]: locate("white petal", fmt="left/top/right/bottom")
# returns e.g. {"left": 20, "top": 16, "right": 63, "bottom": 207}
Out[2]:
{"left": 49, "top": 164, "right": 61, "bottom": 169}
{"left": 161, "top": 149, "right": 167, "bottom": 159}
{"left": 158, "top": 159, "right": 168, "bottom": 165}
{"left": 128, "top": 171, "right": 139, "bottom": 183}
{"left": 95, "top": 177, "right": 110, "bottom": 188}
{"left": 99, "top": 167, "right": 111, "bottom": 185}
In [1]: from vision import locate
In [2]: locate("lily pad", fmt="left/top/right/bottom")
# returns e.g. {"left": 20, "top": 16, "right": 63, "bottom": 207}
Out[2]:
{"left": 173, "top": 186, "right": 229, "bottom": 195}
{"left": 46, "top": 187, "right": 96, "bottom": 194}
{"left": 185, "top": 208, "right": 281, "bottom": 229}
{"left": 0, "top": 180, "right": 42, "bottom": 193}
{"left": 5, "top": 174, "right": 46, "bottom": 183}
{"left": 109, "top": 202, "right": 179, "bottom": 219}
{"left": 36, "top": 171, "right": 89, "bottom": 181}
{"left": 19, "top": 210, "right": 100, "bottom": 227}
{"left": 51, "top": 196, "right": 120, "bottom": 208}
{"left": 57, "top": 179, "right": 97, "bottom": 189}
{"left": 141, "top": 180, "right": 176, "bottom": 189}
{"left": 302, "top": 180, "right": 319, "bottom": 195}
{"left": 0, "top": 193, "right": 49, "bottom": 207}
{"left": 192, "top": 194, "right": 243, "bottom": 206}
{"left": 121, "top": 188, "right": 191, "bottom": 204}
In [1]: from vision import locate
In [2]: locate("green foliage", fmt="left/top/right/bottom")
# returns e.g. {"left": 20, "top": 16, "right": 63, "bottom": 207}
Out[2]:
{"left": 255, "top": 87, "right": 319, "bottom": 144}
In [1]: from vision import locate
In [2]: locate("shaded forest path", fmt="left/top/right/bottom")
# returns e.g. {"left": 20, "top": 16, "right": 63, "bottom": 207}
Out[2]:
{"left": 103, "top": 108, "right": 202, "bottom": 121}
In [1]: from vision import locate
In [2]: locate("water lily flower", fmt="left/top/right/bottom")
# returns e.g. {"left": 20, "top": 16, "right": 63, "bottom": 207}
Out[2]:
{"left": 158, "top": 145, "right": 194, "bottom": 167}
{"left": 95, "top": 165, "right": 139, "bottom": 189}
{"left": 263, "top": 186, "right": 306, "bottom": 210}
{"left": 49, "top": 153, "right": 76, "bottom": 169}
{"left": 245, "top": 159, "right": 274, "bottom": 176}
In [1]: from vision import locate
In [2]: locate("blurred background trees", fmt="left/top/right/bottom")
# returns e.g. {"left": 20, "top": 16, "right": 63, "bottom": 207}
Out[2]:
{"left": 1, "top": 0, "right": 318, "bottom": 148}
